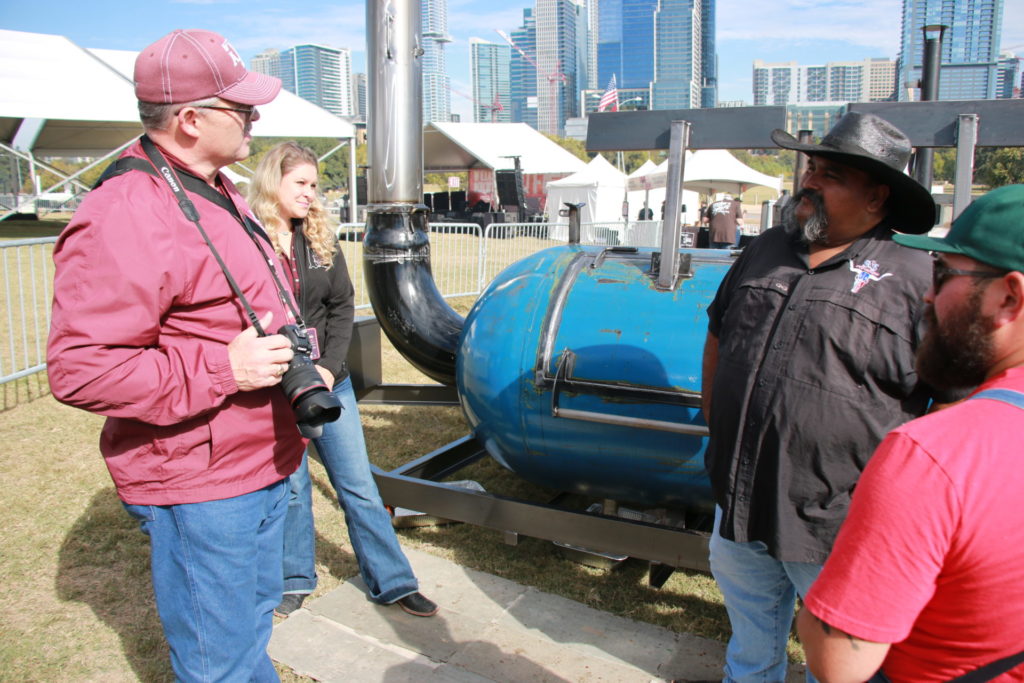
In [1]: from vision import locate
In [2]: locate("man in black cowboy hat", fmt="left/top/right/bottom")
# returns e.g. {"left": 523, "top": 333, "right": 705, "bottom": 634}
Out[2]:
{"left": 699, "top": 111, "right": 961, "bottom": 682}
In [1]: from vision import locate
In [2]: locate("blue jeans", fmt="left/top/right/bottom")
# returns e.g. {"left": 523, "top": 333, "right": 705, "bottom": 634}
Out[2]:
{"left": 709, "top": 506, "right": 822, "bottom": 683}
{"left": 282, "top": 375, "right": 418, "bottom": 604}
{"left": 123, "top": 479, "right": 287, "bottom": 683}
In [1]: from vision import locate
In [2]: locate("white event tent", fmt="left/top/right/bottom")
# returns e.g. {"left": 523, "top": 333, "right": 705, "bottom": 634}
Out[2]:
{"left": 544, "top": 154, "right": 629, "bottom": 241}
{"left": 626, "top": 158, "right": 701, "bottom": 225}
{"left": 627, "top": 150, "right": 782, "bottom": 199}
{"left": 0, "top": 29, "right": 357, "bottom": 219}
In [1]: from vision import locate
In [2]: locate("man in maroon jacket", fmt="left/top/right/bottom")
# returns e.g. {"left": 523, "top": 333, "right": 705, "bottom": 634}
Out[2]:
{"left": 48, "top": 29, "right": 304, "bottom": 681}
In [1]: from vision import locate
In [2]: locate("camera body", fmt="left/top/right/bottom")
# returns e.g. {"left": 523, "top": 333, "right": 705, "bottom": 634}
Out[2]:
{"left": 277, "top": 324, "right": 342, "bottom": 438}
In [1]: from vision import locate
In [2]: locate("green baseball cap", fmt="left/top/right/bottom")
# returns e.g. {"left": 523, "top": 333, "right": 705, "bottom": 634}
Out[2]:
{"left": 893, "top": 184, "right": 1024, "bottom": 272}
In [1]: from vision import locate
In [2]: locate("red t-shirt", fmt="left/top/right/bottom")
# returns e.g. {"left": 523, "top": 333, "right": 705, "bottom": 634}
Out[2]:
{"left": 805, "top": 367, "right": 1024, "bottom": 682}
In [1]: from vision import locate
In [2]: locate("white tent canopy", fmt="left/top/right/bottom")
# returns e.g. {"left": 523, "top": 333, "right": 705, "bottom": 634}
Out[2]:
{"left": 1, "top": 30, "right": 356, "bottom": 156}
{"left": 0, "top": 29, "right": 357, "bottom": 217}
{"left": 423, "top": 122, "right": 586, "bottom": 174}
{"left": 625, "top": 158, "right": 700, "bottom": 225}
{"left": 684, "top": 149, "right": 783, "bottom": 196}
{"left": 545, "top": 154, "right": 626, "bottom": 225}
{"left": 626, "top": 149, "right": 782, "bottom": 198}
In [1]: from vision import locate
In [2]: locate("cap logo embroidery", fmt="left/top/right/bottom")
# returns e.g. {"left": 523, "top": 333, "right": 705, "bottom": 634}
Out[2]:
{"left": 849, "top": 259, "right": 892, "bottom": 294}
{"left": 221, "top": 39, "right": 243, "bottom": 68}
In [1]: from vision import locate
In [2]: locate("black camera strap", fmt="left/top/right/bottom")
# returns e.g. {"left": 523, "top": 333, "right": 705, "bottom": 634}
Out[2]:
{"left": 100, "top": 136, "right": 304, "bottom": 336}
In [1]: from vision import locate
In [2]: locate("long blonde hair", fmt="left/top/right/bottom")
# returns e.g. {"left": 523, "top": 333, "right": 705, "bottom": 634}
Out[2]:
{"left": 249, "top": 141, "right": 336, "bottom": 265}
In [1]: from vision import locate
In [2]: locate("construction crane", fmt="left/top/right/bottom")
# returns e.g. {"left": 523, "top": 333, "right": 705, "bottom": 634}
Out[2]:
{"left": 449, "top": 85, "right": 505, "bottom": 123}
{"left": 496, "top": 29, "right": 566, "bottom": 134}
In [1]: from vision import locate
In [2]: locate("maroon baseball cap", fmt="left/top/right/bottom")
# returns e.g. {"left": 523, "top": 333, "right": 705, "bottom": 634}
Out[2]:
{"left": 134, "top": 29, "right": 281, "bottom": 105}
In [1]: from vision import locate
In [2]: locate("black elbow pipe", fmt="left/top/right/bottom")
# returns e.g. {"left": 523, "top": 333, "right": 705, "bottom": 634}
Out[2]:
{"left": 362, "top": 204, "right": 463, "bottom": 385}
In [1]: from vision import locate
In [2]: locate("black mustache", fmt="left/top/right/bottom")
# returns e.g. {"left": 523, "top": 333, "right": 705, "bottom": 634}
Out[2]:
{"left": 793, "top": 188, "right": 824, "bottom": 207}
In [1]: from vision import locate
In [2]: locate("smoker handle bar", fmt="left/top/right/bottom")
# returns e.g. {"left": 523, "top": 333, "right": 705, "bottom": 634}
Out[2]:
{"left": 550, "top": 350, "right": 710, "bottom": 437}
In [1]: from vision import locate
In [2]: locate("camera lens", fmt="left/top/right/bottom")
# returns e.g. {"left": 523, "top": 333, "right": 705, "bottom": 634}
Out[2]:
{"left": 277, "top": 324, "right": 342, "bottom": 436}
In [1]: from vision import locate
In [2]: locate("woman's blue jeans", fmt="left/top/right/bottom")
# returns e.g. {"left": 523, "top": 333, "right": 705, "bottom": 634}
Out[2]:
{"left": 123, "top": 479, "right": 287, "bottom": 683}
{"left": 282, "top": 375, "right": 418, "bottom": 604}
{"left": 709, "top": 506, "right": 822, "bottom": 683}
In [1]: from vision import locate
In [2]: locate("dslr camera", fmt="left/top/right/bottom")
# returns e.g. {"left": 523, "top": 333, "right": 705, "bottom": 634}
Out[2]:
{"left": 277, "top": 324, "right": 342, "bottom": 438}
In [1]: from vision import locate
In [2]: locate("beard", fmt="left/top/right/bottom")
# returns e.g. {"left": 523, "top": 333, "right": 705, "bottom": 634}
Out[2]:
{"left": 782, "top": 189, "right": 829, "bottom": 244}
{"left": 916, "top": 285, "right": 996, "bottom": 391}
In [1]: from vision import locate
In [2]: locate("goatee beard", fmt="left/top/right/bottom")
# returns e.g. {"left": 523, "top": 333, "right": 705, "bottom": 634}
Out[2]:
{"left": 916, "top": 285, "right": 995, "bottom": 391}
{"left": 782, "top": 189, "right": 829, "bottom": 245}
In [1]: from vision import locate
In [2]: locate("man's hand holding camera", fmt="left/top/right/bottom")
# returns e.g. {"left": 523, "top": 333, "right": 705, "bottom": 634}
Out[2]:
{"left": 228, "top": 311, "right": 295, "bottom": 390}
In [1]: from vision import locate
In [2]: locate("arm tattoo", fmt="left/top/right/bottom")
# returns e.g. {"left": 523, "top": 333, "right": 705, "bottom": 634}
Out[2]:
{"left": 815, "top": 615, "right": 861, "bottom": 651}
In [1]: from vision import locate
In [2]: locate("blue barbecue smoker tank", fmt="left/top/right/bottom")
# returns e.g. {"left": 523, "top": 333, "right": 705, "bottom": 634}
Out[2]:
{"left": 457, "top": 245, "right": 733, "bottom": 512}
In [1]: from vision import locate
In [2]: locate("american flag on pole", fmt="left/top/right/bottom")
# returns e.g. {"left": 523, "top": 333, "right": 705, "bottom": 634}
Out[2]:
{"left": 598, "top": 74, "right": 619, "bottom": 112}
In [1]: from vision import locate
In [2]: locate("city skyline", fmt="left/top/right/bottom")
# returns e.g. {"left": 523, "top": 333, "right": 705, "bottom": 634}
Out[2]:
{"left": 3, "top": 0, "right": 1023, "bottom": 121}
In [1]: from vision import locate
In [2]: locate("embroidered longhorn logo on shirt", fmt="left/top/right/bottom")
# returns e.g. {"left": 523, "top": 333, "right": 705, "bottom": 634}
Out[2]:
{"left": 849, "top": 259, "right": 892, "bottom": 294}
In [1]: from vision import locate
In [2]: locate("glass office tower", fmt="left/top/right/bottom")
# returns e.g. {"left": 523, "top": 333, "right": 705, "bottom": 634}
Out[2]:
{"left": 510, "top": 8, "right": 539, "bottom": 129}
{"left": 422, "top": 0, "right": 453, "bottom": 123}
{"left": 651, "top": 0, "right": 702, "bottom": 110}
{"left": 897, "top": 0, "right": 1004, "bottom": 100}
{"left": 470, "top": 39, "right": 513, "bottom": 122}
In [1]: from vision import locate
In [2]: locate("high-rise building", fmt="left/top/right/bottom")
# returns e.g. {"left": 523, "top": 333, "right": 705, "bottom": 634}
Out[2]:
{"left": 352, "top": 72, "right": 368, "bottom": 121}
{"left": 651, "top": 0, "right": 702, "bottom": 110}
{"left": 535, "top": 0, "right": 585, "bottom": 136}
{"left": 509, "top": 9, "right": 539, "bottom": 129}
{"left": 699, "top": 0, "right": 717, "bottom": 107}
{"left": 595, "top": 0, "right": 714, "bottom": 111}
{"left": 422, "top": 0, "right": 452, "bottom": 123}
{"left": 597, "top": 0, "right": 658, "bottom": 90}
{"left": 470, "top": 39, "right": 513, "bottom": 123}
{"left": 996, "top": 52, "right": 1022, "bottom": 99}
{"left": 292, "top": 45, "right": 352, "bottom": 117}
{"left": 897, "top": 0, "right": 1004, "bottom": 101}
{"left": 251, "top": 44, "right": 354, "bottom": 117}
{"left": 752, "top": 58, "right": 897, "bottom": 105}
{"left": 251, "top": 49, "right": 284, "bottom": 81}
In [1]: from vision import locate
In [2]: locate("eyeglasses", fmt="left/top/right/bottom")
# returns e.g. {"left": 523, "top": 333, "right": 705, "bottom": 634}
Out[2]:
{"left": 194, "top": 104, "right": 256, "bottom": 120}
{"left": 932, "top": 260, "right": 1006, "bottom": 294}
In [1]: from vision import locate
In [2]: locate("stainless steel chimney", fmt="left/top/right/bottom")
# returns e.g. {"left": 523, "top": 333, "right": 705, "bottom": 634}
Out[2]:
{"left": 364, "top": 0, "right": 462, "bottom": 385}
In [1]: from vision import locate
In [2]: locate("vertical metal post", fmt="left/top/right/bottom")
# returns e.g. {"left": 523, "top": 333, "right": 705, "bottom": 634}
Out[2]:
{"left": 913, "top": 24, "right": 945, "bottom": 191}
{"left": 567, "top": 203, "right": 582, "bottom": 244}
{"left": 952, "top": 113, "right": 979, "bottom": 220}
{"left": 792, "top": 130, "right": 813, "bottom": 194}
{"left": 658, "top": 120, "right": 690, "bottom": 291}
{"left": 348, "top": 137, "right": 358, "bottom": 222}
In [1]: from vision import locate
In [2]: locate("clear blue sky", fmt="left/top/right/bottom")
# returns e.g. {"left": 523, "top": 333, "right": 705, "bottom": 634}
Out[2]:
{"left": 3, "top": 0, "right": 1022, "bottom": 119}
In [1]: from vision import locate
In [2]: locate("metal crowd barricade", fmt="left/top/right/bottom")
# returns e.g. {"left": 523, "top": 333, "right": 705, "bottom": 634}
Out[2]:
{"left": 1, "top": 238, "right": 54, "bottom": 385}
{"left": 426, "top": 222, "right": 484, "bottom": 300}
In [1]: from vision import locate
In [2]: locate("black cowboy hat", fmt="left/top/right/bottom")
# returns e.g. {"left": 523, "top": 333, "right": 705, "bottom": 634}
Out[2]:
{"left": 771, "top": 111, "right": 936, "bottom": 234}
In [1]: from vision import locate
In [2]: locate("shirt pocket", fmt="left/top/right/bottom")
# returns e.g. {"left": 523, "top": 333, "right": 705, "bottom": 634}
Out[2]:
{"left": 789, "top": 286, "right": 913, "bottom": 400}
{"left": 716, "top": 278, "right": 788, "bottom": 364}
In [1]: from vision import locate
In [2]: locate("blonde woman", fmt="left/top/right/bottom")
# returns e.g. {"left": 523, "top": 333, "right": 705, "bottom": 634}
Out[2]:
{"left": 249, "top": 142, "right": 437, "bottom": 618}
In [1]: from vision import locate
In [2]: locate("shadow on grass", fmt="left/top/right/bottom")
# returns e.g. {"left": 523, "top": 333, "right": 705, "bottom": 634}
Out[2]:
{"left": 56, "top": 488, "right": 174, "bottom": 683}
{"left": 0, "top": 219, "right": 66, "bottom": 239}
{"left": 1, "top": 374, "right": 52, "bottom": 412}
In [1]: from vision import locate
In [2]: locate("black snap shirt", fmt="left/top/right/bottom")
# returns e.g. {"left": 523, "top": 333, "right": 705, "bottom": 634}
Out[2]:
{"left": 705, "top": 220, "right": 950, "bottom": 563}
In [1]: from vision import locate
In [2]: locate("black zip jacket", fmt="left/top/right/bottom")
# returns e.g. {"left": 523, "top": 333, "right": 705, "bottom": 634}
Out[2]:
{"left": 291, "top": 224, "right": 354, "bottom": 384}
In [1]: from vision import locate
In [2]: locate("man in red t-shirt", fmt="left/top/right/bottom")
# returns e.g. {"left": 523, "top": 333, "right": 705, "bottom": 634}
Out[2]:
{"left": 797, "top": 185, "right": 1024, "bottom": 682}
